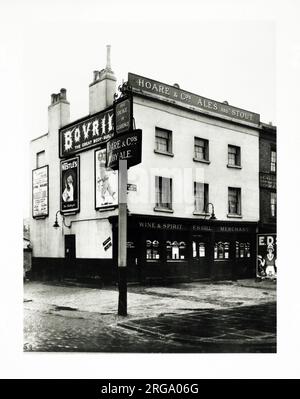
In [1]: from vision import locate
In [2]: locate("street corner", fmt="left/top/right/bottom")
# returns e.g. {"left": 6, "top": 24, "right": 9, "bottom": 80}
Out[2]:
{"left": 117, "top": 302, "right": 276, "bottom": 353}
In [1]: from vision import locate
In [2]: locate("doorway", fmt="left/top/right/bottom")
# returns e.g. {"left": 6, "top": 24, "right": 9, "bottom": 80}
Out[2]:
{"left": 64, "top": 234, "right": 76, "bottom": 279}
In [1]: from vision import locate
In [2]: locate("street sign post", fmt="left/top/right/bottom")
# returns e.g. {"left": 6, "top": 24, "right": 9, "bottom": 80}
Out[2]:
{"left": 110, "top": 88, "right": 142, "bottom": 316}
{"left": 115, "top": 95, "right": 132, "bottom": 135}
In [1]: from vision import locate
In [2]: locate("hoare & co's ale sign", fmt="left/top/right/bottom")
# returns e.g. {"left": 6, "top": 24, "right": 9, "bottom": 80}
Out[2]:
{"left": 59, "top": 106, "right": 114, "bottom": 158}
{"left": 106, "top": 129, "right": 142, "bottom": 170}
{"left": 128, "top": 73, "right": 260, "bottom": 126}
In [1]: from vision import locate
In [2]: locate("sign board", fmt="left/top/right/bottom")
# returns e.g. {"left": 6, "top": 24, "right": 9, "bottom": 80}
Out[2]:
{"left": 128, "top": 73, "right": 260, "bottom": 126}
{"left": 32, "top": 165, "right": 49, "bottom": 218}
{"left": 257, "top": 234, "right": 277, "bottom": 279}
{"left": 60, "top": 157, "right": 80, "bottom": 214}
{"left": 95, "top": 148, "right": 118, "bottom": 209}
{"left": 106, "top": 129, "right": 142, "bottom": 170}
{"left": 59, "top": 106, "right": 114, "bottom": 158}
{"left": 115, "top": 96, "right": 132, "bottom": 135}
{"left": 259, "top": 172, "right": 276, "bottom": 189}
{"left": 127, "top": 183, "right": 137, "bottom": 191}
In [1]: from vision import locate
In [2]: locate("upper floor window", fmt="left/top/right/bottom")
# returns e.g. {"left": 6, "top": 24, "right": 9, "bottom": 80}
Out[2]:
{"left": 270, "top": 149, "right": 276, "bottom": 172}
{"left": 194, "top": 182, "right": 208, "bottom": 213}
{"left": 155, "top": 127, "right": 173, "bottom": 155}
{"left": 270, "top": 192, "right": 277, "bottom": 218}
{"left": 228, "top": 187, "right": 241, "bottom": 215}
{"left": 155, "top": 176, "right": 172, "bottom": 210}
{"left": 194, "top": 137, "right": 209, "bottom": 161}
{"left": 228, "top": 145, "right": 241, "bottom": 167}
{"left": 36, "top": 150, "right": 46, "bottom": 168}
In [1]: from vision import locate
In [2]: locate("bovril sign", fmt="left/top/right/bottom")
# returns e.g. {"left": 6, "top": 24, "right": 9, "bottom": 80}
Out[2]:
{"left": 59, "top": 107, "right": 114, "bottom": 158}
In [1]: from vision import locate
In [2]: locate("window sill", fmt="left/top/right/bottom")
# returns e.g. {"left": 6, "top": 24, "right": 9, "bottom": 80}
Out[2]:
{"left": 227, "top": 214, "right": 243, "bottom": 219}
{"left": 193, "top": 157, "right": 210, "bottom": 164}
{"left": 193, "top": 211, "right": 210, "bottom": 217}
{"left": 227, "top": 164, "right": 242, "bottom": 169}
{"left": 166, "top": 259, "right": 187, "bottom": 262}
{"left": 153, "top": 207, "right": 174, "bottom": 213}
{"left": 154, "top": 149, "right": 174, "bottom": 157}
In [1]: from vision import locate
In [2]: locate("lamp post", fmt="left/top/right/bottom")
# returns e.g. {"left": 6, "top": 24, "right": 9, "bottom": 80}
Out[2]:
{"left": 53, "top": 210, "right": 72, "bottom": 229}
{"left": 205, "top": 203, "right": 217, "bottom": 220}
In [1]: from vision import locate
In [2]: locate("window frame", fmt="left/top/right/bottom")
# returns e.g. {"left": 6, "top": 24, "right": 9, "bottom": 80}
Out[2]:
{"left": 227, "top": 145, "right": 241, "bottom": 168}
{"left": 194, "top": 137, "right": 209, "bottom": 162}
{"left": 228, "top": 187, "right": 242, "bottom": 217}
{"left": 154, "top": 176, "right": 173, "bottom": 211}
{"left": 270, "top": 191, "right": 277, "bottom": 218}
{"left": 194, "top": 182, "right": 209, "bottom": 214}
{"left": 36, "top": 150, "right": 46, "bottom": 169}
{"left": 270, "top": 149, "right": 276, "bottom": 173}
{"left": 154, "top": 127, "right": 173, "bottom": 156}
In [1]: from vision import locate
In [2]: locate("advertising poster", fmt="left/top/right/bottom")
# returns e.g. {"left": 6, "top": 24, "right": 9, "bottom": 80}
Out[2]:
{"left": 257, "top": 233, "right": 277, "bottom": 279}
{"left": 32, "top": 165, "right": 49, "bottom": 218}
{"left": 60, "top": 157, "right": 80, "bottom": 213}
{"left": 95, "top": 148, "right": 118, "bottom": 209}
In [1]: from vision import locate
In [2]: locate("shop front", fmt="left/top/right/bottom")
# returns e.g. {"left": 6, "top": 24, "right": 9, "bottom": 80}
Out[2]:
{"left": 109, "top": 214, "right": 257, "bottom": 283}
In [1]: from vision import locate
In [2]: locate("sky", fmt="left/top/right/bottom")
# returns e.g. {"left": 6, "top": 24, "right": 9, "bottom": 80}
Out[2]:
{"left": 1, "top": 0, "right": 300, "bottom": 380}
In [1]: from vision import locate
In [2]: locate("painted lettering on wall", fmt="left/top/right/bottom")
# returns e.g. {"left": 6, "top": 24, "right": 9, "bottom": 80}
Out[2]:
{"left": 128, "top": 73, "right": 260, "bottom": 126}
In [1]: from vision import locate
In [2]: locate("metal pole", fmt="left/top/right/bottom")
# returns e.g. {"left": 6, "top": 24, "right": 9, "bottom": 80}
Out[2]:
{"left": 118, "top": 159, "right": 127, "bottom": 316}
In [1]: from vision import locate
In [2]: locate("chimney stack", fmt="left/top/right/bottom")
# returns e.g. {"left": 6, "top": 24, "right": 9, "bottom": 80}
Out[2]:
{"left": 48, "top": 88, "right": 70, "bottom": 132}
{"left": 89, "top": 45, "right": 117, "bottom": 114}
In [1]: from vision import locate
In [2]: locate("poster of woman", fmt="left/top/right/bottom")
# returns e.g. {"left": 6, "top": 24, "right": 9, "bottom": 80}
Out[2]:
{"left": 60, "top": 157, "right": 80, "bottom": 213}
{"left": 95, "top": 148, "right": 118, "bottom": 209}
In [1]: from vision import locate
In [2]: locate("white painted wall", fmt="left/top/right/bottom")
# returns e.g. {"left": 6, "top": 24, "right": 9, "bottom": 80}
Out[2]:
{"left": 128, "top": 97, "right": 259, "bottom": 221}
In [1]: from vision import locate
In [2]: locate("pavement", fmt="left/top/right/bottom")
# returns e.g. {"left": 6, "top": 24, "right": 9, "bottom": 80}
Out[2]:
{"left": 23, "top": 279, "right": 276, "bottom": 352}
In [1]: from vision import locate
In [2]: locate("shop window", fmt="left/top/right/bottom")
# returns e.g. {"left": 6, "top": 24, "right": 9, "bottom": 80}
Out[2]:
{"left": 146, "top": 240, "right": 160, "bottom": 260}
{"left": 270, "top": 192, "right": 277, "bottom": 218}
{"left": 235, "top": 242, "right": 251, "bottom": 258}
{"left": 36, "top": 150, "right": 46, "bottom": 168}
{"left": 194, "top": 182, "right": 209, "bottom": 213}
{"left": 214, "top": 242, "right": 230, "bottom": 260}
{"left": 155, "top": 176, "right": 172, "bottom": 210}
{"left": 194, "top": 137, "right": 209, "bottom": 161}
{"left": 166, "top": 241, "right": 186, "bottom": 260}
{"left": 228, "top": 187, "right": 241, "bottom": 215}
{"left": 193, "top": 241, "right": 206, "bottom": 258}
{"left": 270, "top": 149, "right": 276, "bottom": 173}
{"left": 155, "top": 127, "right": 172, "bottom": 154}
{"left": 228, "top": 145, "right": 241, "bottom": 167}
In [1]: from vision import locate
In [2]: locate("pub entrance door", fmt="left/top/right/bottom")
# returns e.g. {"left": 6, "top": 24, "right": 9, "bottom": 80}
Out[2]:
{"left": 64, "top": 234, "right": 76, "bottom": 279}
{"left": 190, "top": 235, "right": 210, "bottom": 279}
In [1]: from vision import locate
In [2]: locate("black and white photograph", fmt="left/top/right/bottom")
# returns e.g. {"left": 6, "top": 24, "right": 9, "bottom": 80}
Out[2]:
{"left": 1, "top": 0, "right": 300, "bottom": 383}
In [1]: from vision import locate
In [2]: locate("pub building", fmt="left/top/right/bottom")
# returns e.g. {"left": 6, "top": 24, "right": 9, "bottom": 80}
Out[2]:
{"left": 30, "top": 46, "right": 275, "bottom": 284}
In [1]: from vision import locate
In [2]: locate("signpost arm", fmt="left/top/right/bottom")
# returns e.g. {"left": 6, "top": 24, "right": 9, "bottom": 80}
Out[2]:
{"left": 118, "top": 159, "right": 127, "bottom": 316}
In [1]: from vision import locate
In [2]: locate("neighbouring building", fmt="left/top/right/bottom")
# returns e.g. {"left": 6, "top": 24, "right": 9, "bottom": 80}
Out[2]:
{"left": 258, "top": 122, "right": 277, "bottom": 234}
{"left": 29, "top": 46, "right": 276, "bottom": 284}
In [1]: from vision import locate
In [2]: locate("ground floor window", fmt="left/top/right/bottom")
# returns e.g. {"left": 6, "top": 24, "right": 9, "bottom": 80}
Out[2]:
{"left": 214, "top": 242, "right": 230, "bottom": 260}
{"left": 146, "top": 240, "right": 160, "bottom": 260}
{"left": 166, "top": 241, "right": 186, "bottom": 260}
{"left": 235, "top": 242, "right": 251, "bottom": 258}
{"left": 192, "top": 241, "right": 206, "bottom": 258}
